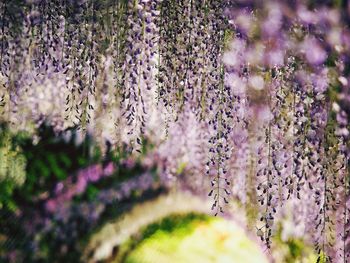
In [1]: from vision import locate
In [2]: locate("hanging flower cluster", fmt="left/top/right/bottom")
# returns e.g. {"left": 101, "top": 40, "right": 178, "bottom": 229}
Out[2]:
{"left": 2, "top": 0, "right": 350, "bottom": 261}
{"left": 222, "top": 0, "right": 350, "bottom": 260}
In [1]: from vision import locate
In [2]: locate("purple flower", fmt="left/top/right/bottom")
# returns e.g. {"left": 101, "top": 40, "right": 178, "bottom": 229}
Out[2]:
{"left": 302, "top": 37, "right": 327, "bottom": 65}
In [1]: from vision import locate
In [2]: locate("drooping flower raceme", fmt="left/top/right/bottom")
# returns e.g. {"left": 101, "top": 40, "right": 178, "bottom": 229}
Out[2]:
{"left": 1, "top": 0, "right": 350, "bottom": 261}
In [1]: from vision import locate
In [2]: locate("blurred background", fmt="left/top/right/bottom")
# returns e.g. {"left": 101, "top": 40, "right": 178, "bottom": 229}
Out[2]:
{"left": 0, "top": 123, "right": 317, "bottom": 262}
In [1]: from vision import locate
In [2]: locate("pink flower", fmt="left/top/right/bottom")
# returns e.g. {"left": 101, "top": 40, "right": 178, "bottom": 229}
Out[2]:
{"left": 103, "top": 162, "right": 115, "bottom": 176}
{"left": 45, "top": 199, "right": 58, "bottom": 213}
{"left": 75, "top": 177, "right": 87, "bottom": 194}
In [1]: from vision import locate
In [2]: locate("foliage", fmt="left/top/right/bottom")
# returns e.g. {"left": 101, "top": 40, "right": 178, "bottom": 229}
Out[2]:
{"left": 0, "top": 124, "right": 26, "bottom": 210}
{"left": 0, "top": 123, "right": 159, "bottom": 262}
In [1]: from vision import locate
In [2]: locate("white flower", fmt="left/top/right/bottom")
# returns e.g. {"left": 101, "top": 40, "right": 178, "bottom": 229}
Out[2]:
{"left": 249, "top": 75, "right": 265, "bottom": 91}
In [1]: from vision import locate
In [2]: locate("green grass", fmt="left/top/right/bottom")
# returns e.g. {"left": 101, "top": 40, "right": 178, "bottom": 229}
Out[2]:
{"left": 113, "top": 213, "right": 269, "bottom": 263}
